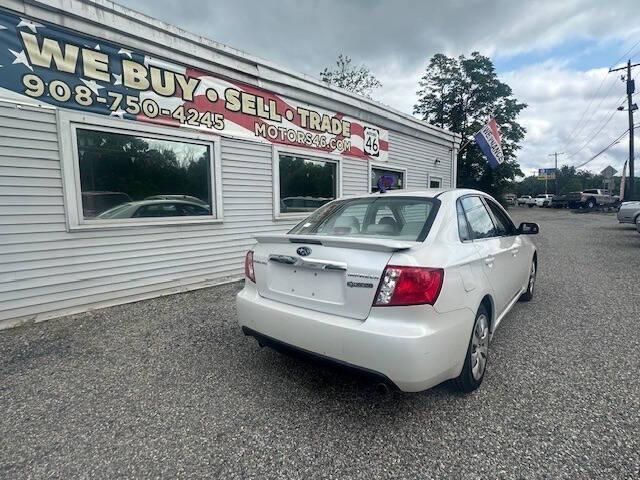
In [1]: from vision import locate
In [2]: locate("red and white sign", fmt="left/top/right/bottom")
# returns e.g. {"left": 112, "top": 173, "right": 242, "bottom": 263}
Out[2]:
{"left": 137, "top": 57, "right": 389, "bottom": 160}
{"left": 0, "top": 8, "right": 389, "bottom": 161}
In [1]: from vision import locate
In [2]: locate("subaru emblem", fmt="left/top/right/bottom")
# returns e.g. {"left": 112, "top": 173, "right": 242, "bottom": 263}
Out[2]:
{"left": 296, "top": 246, "right": 311, "bottom": 257}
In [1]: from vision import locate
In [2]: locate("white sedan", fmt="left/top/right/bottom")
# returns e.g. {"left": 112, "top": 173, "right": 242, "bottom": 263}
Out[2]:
{"left": 237, "top": 189, "right": 538, "bottom": 393}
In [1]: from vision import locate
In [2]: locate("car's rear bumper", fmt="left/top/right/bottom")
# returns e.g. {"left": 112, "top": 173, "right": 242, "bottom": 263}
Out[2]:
{"left": 236, "top": 282, "right": 475, "bottom": 392}
{"left": 241, "top": 326, "right": 399, "bottom": 389}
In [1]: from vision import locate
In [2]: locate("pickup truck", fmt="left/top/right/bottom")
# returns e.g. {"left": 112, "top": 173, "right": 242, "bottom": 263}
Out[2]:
{"left": 551, "top": 194, "right": 569, "bottom": 208}
{"left": 566, "top": 189, "right": 620, "bottom": 209}
{"left": 517, "top": 195, "right": 532, "bottom": 206}
{"left": 528, "top": 194, "right": 554, "bottom": 208}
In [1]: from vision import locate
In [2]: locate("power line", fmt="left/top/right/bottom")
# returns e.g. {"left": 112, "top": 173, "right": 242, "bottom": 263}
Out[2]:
{"left": 573, "top": 123, "right": 639, "bottom": 169}
{"left": 564, "top": 70, "right": 640, "bottom": 162}
{"left": 609, "top": 60, "right": 640, "bottom": 199}
{"left": 565, "top": 94, "right": 627, "bottom": 161}
{"left": 561, "top": 70, "right": 613, "bottom": 150}
{"left": 561, "top": 44, "right": 640, "bottom": 154}
{"left": 610, "top": 38, "right": 640, "bottom": 70}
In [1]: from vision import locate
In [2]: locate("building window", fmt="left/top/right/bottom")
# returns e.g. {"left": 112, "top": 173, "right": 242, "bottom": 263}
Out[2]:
{"left": 77, "top": 129, "right": 213, "bottom": 219}
{"left": 429, "top": 176, "right": 442, "bottom": 189}
{"left": 59, "top": 111, "right": 222, "bottom": 229}
{"left": 370, "top": 166, "right": 406, "bottom": 193}
{"left": 277, "top": 153, "right": 338, "bottom": 215}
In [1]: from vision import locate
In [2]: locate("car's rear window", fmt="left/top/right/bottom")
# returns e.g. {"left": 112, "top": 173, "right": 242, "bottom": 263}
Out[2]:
{"left": 288, "top": 196, "right": 438, "bottom": 241}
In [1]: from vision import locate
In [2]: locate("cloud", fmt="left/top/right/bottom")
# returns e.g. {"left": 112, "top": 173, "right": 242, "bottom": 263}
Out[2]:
{"left": 115, "top": 0, "right": 640, "bottom": 174}
{"left": 504, "top": 60, "right": 632, "bottom": 176}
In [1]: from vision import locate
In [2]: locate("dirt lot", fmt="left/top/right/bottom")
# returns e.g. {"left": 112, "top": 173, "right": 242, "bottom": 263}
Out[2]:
{"left": 1, "top": 207, "right": 639, "bottom": 479}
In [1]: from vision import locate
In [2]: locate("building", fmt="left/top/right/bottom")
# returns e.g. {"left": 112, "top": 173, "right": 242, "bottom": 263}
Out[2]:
{"left": 0, "top": 0, "right": 461, "bottom": 329}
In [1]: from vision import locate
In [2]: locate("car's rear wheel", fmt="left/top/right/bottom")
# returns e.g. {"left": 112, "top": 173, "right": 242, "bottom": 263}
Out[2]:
{"left": 454, "top": 305, "right": 490, "bottom": 393}
{"left": 519, "top": 259, "right": 536, "bottom": 302}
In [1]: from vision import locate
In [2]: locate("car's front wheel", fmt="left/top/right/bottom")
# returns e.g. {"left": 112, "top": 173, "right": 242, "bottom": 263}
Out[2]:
{"left": 454, "top": 304, "right": 490, "bottom": 393}
{"left": 519, "top": 259, "right": 536, "bottom": 302}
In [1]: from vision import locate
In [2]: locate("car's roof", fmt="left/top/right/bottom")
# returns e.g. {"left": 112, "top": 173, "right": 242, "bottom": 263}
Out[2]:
{"left": 82, "top": 191, "right": 129, "bottom": 196}
{"left": 121, "top": 200, "right": 207, "bottom": 206}
{"left": 343, "top": 188, "right": 488, "bottom": 201}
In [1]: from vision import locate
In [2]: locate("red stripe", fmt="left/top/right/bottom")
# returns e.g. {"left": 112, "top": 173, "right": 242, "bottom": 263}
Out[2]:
{"left": 171, "top": 68, "right": 387, "bottom": 158}
{"left": 489, "top": 119, "right": 502, "bottom": 144}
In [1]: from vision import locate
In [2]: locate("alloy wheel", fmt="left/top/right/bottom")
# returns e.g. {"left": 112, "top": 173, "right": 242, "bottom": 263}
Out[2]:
{"left": 529, "top": 261, "right": 536, "bottom": 295}
{"left": 470, "top": 314, "right": 489, "bottom": 381}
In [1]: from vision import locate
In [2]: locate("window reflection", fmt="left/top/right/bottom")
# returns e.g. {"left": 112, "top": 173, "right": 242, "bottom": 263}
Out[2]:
{"left": 76, "top": 129, "right": 213, "bottom": 219}
{"left": 371, "top": 168, "right": 404, "bottom": 192}
{"left": 279, "top": 154, "right": 337, "bottom": 214}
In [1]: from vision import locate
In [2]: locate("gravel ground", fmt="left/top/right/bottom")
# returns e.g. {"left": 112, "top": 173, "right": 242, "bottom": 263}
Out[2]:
{"left": 1, "top": 207, "right": 639, "bottom": 479}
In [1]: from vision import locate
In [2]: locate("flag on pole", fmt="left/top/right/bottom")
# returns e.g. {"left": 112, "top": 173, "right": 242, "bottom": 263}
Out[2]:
{"left": 620, "top": 160, "right": 628, "bottom": 199}
{"left": 474, "top": 118, "right": 505, "bottom": 168}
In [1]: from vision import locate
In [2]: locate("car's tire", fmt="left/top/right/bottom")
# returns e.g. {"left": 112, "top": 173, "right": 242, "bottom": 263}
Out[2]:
{"left": 586, "top": 198, "right": 596, "bottom": 209}
{"left": 528, "top": 204, "right": 534, "bottom": 208}
{"left": 454, "top": 304, "right": 490, "bottom": 393}
{"left": 519, "top": 259, "right": 536, "bottom": 302}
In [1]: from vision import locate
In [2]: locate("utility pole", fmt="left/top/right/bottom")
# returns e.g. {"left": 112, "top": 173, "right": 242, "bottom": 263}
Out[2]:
{"left": 548, "top": 152, "right": 564, "bottom": 195}
{"left": 610, "top": 60, "right": 640, "bottom": 200}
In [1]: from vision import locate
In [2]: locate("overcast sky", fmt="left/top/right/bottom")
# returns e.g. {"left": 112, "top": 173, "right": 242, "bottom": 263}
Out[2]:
{"left": 118, "top": 0, "right": 640, "bottom": 177}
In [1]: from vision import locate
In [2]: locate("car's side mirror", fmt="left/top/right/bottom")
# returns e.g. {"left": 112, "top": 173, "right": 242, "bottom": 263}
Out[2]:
{"left": 517, "top": 222, "right": 539, "bottom": 235}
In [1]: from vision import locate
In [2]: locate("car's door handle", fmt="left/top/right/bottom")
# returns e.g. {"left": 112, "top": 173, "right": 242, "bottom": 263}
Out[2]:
{"left": 484, "top": 256, "right": 495, "bottom": 266}
{"left": 511, "top": 248, "right": 519, "bottom": 256}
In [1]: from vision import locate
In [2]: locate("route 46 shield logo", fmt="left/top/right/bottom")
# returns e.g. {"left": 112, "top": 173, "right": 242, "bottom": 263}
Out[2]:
{"left": 363, "top": 127, "right": 380, "bottom": 157}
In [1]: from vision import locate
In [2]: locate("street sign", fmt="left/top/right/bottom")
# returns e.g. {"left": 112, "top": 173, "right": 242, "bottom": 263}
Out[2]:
{"left": 600, "top": 166, "right": 617, "bottom": 178}
{"left": 538, "top": 168, "right": 556, "bottom": 180}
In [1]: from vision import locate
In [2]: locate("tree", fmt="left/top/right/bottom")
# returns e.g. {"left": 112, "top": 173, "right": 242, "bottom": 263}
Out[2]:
{"left": 320, "top": 54, "right": 382, "bottom": 98}
{"left": 414, "top": 52, "right": 527, "bottom": 200}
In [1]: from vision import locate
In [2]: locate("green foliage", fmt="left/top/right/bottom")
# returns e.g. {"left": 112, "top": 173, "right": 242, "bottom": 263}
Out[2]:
{"left": 515, "top": 165, "right": 636, "bottom": 196}
{"left": 414, "top": 52, "right": 526, "bottom": 199}
{"left": 77, "top": 130, "right": 210, "bottom": 202}
{"left": 320, "top": 54, "right": 382, "bottom": 99}
{"left": 279, "top": 156, "right": 336, "bottom": 199}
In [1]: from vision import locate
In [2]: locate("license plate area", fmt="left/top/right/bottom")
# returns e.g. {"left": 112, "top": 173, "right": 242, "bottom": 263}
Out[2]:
{"left": 267, "top": 262, "right": 346, "bottom": 305}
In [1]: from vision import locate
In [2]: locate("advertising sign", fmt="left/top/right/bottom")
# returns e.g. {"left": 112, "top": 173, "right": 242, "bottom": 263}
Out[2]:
{"left": 537, "top": 168, "right": 556, "bottom": 181}
{"left": 0, "top": 9, "right": 389, "bottom": 160}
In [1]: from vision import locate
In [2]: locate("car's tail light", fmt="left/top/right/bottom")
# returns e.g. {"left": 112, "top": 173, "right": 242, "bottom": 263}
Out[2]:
{"left": 374, "top": 266, "right": 444, "bottom": 306}
{"left": 244, "top": 250, "right": 256, "bottom": 283}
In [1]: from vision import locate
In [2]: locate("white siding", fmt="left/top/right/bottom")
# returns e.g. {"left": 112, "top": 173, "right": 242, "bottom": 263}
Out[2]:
{"left": 0, "top": 101, "right": 455, "bottom": 328}
{"left": 342, "top": 158, "right": 368, "bottom": 197}
{"left": 388, "top": 131, "right": 454, "bottom": 189}
{"left": 0, "top": 101, "right": 304, "bottom": 326}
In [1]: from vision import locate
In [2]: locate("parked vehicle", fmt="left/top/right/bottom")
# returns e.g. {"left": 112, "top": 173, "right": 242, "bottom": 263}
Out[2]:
{"left": 567, "top": 189, "right": 620, "bottom": 209}
{"left": 617, "top": 201, "right": 640, "bottom": 224}
{"left": 551, "top": 194, "right": 569, "bottom": 209}
{"left": 145, "top": 194, "right": 208, "bottom": 206}
{"left": 237, "top": 189, "right": 539, "bottom": 393}
{"left": 502, "top": 193, "right": 517, "bottom": 206}
{"left": 280, "top": 196, "right": 333, "bottom": 213}
{"left": 97, "top": 200, "right": 210, "bottom": 219}
{"left": 517, "top": 195, "right": 532, "bottom": 206}
{"left": 529, "top": 194, "right": 554, "bottom": 208}
{"left": 81, "top": 191, "right": 132, "bottom": 218}
{"left": 637, "top": 215, "right": 640, "bottom": 234}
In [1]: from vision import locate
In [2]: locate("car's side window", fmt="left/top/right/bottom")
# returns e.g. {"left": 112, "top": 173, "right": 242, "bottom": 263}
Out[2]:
{"left": 460, "top": 196, "right": 496, "bottom": 239}
{"left": 484, "top": 199, "right": 516, "bottom": 236}
{"left": 456, "top": 201, "right": 472, "bottom": 241}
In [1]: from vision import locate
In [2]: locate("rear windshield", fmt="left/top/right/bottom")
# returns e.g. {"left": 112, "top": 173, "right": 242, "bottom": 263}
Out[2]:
{"left": 288, "top": 196, "right": 438, "bottom": 241}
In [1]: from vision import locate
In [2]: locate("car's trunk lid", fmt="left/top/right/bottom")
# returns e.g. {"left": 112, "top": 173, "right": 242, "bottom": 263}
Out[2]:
{"left": 252, "top": 234, "right": 415, "bottom": 320}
